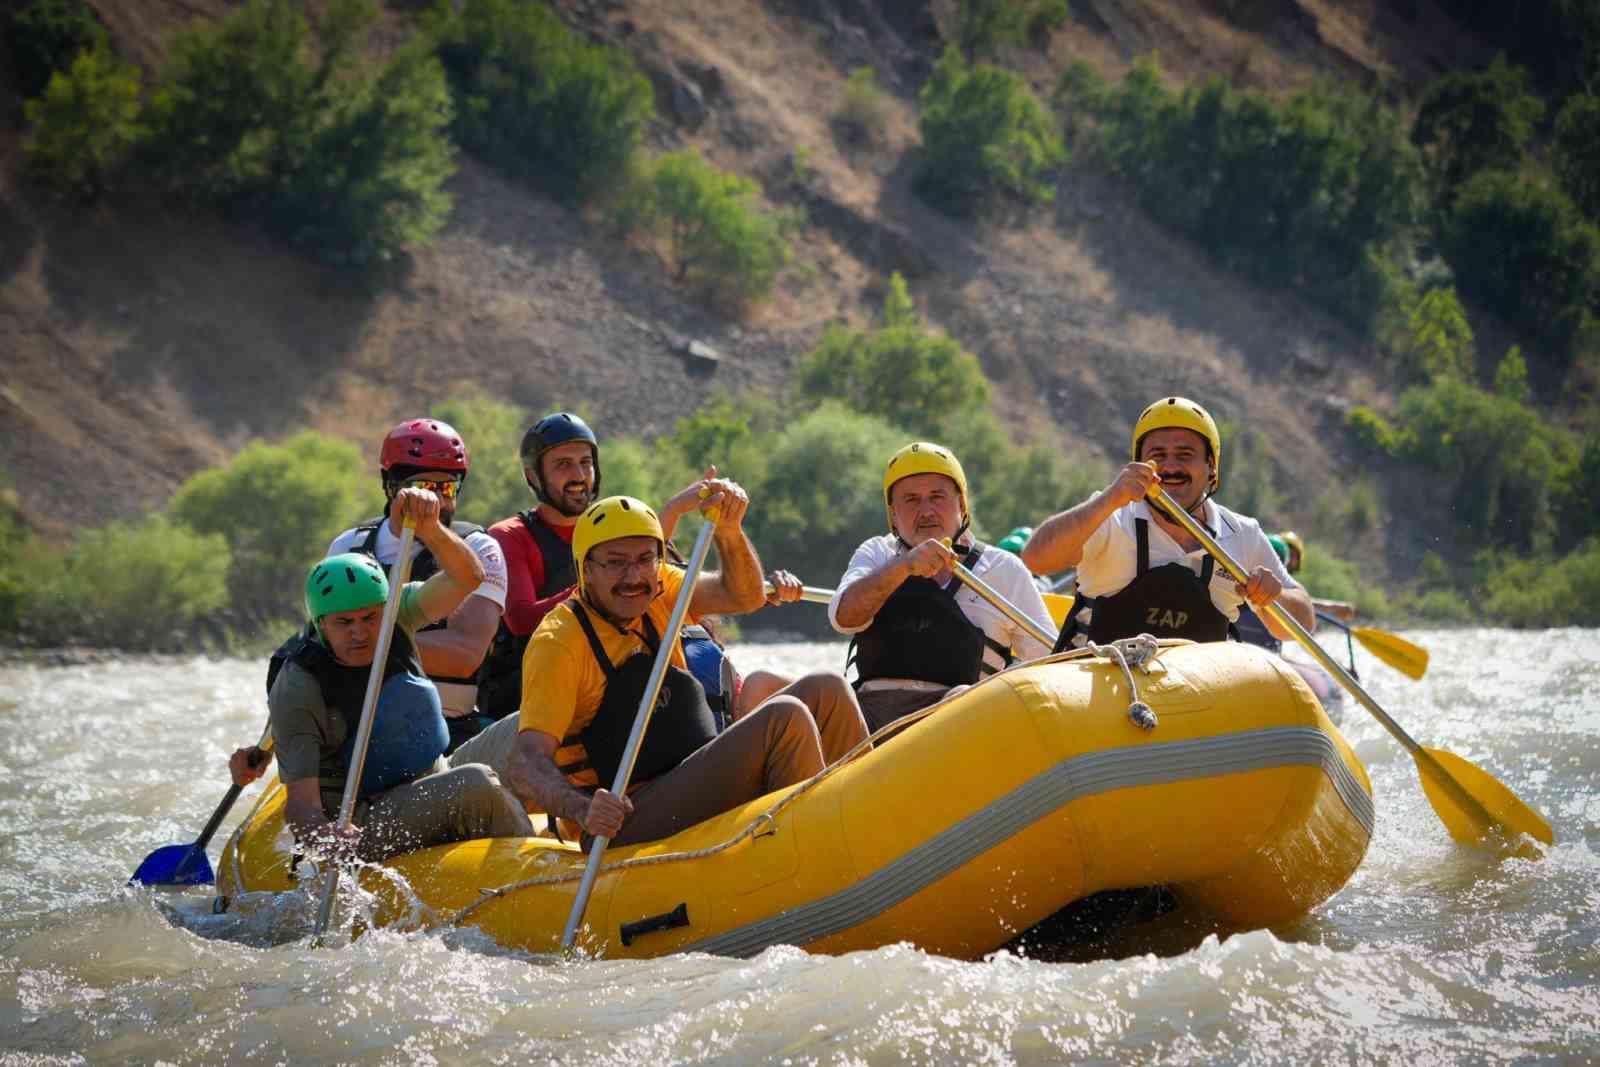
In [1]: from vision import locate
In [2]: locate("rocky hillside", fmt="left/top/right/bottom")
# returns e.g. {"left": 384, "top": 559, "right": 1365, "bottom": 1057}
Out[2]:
{"left": 0, "top": 0, "right": 1507, "bottom": 576}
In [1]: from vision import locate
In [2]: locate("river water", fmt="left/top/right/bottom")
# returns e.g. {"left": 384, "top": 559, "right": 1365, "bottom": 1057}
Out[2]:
{"left": 1, "top": 630, "right": 1595, "bottom": 1065}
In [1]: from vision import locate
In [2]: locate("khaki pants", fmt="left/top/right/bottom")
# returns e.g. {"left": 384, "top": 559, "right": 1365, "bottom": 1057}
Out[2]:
{"left": 447, "top": 711, "right": 521, "bottom": 781}
{"left": 859, "top": 685, "right": 951, "bottom": 734}
{"left": 355, "top": 764, "right": 532, "bottom": 863}
{"left": 606, "top": 671, "right": 869, "bottom": 847}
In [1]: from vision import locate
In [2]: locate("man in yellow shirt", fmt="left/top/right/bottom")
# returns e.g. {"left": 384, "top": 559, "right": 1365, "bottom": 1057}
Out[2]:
{"left": 503, "top": 488, "right": 869, "bottom": 846}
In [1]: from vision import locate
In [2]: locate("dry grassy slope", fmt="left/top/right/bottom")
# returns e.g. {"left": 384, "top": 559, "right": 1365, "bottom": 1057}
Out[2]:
{"left": 0, "top": 0, "right": 1492, "bottom": 576}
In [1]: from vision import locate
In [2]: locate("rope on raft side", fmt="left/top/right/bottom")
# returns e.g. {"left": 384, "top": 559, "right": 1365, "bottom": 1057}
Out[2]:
{"left": 448, "top": 640, "right": 1171, "bottom": 927}
{"left": 1084, "top": 633, "right": 1162, "bottom": 730}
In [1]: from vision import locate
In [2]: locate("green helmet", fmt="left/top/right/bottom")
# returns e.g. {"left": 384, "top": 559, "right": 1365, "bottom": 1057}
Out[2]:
{"left": 1267, "top": 534, "right": 1290, "bottom": 565}
{"left": 305, "top": 553, "right": 389, "bottom": 630}
{"left": 997, "top": 526, "right": 1033, "bottom": 554}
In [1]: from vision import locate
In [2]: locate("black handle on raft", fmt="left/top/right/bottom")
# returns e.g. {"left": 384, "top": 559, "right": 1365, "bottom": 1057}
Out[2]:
{"left": 620, "top": 902, "right": 690, "bottom": 946}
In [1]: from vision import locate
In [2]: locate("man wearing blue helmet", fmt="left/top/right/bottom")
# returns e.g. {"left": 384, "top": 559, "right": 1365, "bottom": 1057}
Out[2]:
{"left": 476, "top": 412, "right": 767, "bottom": 723}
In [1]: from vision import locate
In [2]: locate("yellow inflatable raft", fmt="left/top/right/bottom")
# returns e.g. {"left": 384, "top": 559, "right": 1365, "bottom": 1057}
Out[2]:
{"left": 217, "top": 641, "right": 1372, "bottom": 960}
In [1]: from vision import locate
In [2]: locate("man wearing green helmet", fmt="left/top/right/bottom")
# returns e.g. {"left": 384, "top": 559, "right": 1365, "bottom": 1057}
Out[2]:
{"left": 256, "top": 486, "right": 530, "bottom": 863}
{"left": 831, "top": 443, "right": 1053, "bottom": 732}
{"left": 1022, "top": 397, "right": 1315, "bottom": 650}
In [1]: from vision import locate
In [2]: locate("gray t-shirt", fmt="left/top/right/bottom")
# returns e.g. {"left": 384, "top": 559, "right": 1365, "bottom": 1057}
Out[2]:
{"left": 269, "top": 584, "right": 429, "bottom": 794}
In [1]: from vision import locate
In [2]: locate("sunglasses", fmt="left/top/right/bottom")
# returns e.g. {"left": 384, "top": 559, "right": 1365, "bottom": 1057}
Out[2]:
{"left": 403, "top": 476, "right": 461, "bottom": 500}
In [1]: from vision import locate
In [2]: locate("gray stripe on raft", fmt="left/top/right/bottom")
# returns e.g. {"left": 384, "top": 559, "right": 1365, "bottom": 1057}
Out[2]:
{"left": 680, "top": 726, "right": 1372, "bottom": 958}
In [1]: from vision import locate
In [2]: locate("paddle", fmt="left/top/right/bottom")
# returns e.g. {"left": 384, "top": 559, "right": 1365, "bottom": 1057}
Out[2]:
{"left": 312, "top": 520, "right": 416, "bottom": 941}
{"left": 762, "top": 581, "right": 833, "bottom": 605}
{"left": 945, "top": 554, "right": 1057, "bottom": 648}
{"left": 560, "top": 509, "right": 721, "bottom": 952}
{"left": 1315, "top": 610, "right": 1430, "bottom": 680}
{"left": 766, "top": 570, "right": 1061, "bottom": 647}
{"left": 1146, "top": 484, "right": 1553, "bottom": 852}
{"left": 129, "top": 730, "right": 275, "bottom": 887}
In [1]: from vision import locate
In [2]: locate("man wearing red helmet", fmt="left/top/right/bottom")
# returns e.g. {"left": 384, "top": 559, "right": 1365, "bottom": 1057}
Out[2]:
{"left": 324, "top": 418, "right": 510, "bottom": 752}
{"left": 1022, "top": 397, "right": 1314, "bottom": 649}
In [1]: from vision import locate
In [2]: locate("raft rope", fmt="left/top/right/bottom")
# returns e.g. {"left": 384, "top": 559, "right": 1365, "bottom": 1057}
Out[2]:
{"left": 447, "top": 641, "right": 1171, "bottom": 929}
{"left": 1084, "top": 633, "right": 1163, "bottom": 730}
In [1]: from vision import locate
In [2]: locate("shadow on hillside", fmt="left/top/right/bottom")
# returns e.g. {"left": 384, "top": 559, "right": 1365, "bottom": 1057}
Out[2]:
{"left": 870, "top": 149, "right": 998, "bottom": 287}
{"left": 1053, "top": 163, "right": 1363, "bottom": 386}
{"left": 33, "top": 195, "right": 376, "bottom": 438}
{"left": 0, "top": 191, "right": 33, "bottom": 283}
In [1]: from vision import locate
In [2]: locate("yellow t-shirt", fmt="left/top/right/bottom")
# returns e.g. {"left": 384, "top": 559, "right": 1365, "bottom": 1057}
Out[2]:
{"left": 518, "top": 565, "right": 697, "bottom": 788}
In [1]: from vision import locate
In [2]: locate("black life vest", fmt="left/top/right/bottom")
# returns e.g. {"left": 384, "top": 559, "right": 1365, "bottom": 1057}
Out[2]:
{"left": 1234, "top": 605, "right": 1281, "bottom": 653}
{"left": 561, "top": 600, "right": 719, "bottom": 790}
{"left": 265, "top": 625, "right": 447, "bottom": 804}
{"left": 850, "top": 542, "right": 1013, "bottom": 688}
{"left": 477, "top": 510, "right": 577, "bottom": 718}
{"left": 1052, "top": 517, "right": 1232, "bottom": 651}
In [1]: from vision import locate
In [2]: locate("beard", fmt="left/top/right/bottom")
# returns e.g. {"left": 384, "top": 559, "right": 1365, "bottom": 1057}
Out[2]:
{"left": 546, "top": 480, "right": 594, "bottom": 517}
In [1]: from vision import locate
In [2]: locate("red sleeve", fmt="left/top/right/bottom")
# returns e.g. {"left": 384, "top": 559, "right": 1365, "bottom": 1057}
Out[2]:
{"left": 490, "top": 517, "right": 576, "bottom": 635}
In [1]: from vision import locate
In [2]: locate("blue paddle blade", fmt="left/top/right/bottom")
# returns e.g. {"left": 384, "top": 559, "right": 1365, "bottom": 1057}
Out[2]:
{"left": 130, "top": 843, "right": 216, "bottom": 887}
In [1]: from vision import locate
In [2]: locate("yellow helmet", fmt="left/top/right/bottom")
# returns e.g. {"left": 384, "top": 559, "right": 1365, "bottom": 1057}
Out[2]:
{"left": 1131, "top": 396, "right": 1221, "bottom": 490}
{"left": 572, "top": 495, "right": 664, "bottom": 596}
{"left": 1277, "top": 530, "right": 1305, "bottom": 570}
{"left": 883, "top": 442, "right": 969, "bottom": 532}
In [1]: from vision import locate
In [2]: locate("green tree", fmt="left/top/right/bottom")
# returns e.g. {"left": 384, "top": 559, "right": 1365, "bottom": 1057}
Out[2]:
{"left": 619, "top": 150, "right": 798, "bottom": 303}
{"left": 21, "top": 516, "right": 231, "bottom": 649}
{"left": 1439, "top": 169, "right": 1600, "bottom": 361}
{"left": 1394, "top": 377, "right": 1562, "bottom": 549}
{"left": 22, "top": 43, "right": 143, "bottom": 197}
{"left": 427, "top": 0, "right": 653, "bottom": 203}
{"left": 796, "top": 273, "right": 991, "bottom": 439}
{"left": 1411, "top": 56, "right": 1543, "bottom": 202}
{"left": 1073, "top": 59, "right": 1421, "bottom": 329}
{"left": 1382, "top": 285, "right": 1476, "bottom": 382}
{"left": 1556, "top": 432, "right": 1600, "bottom": 547}
{"left": 170, "top": 431, "right": 384, "bottom": 626}
{"left": 7, "top": 0, "right": 105, "bottom": 98}
{"left": 915, "top": 46, "right": 1064, "bottom": 216}
{"left": 1553, "top": 93, "right": 1600, "bottom": 221}
{"left": 742, "top": 405, "right": 907, "bottom": 611}
{"left": 145, "top": 0, "right": 454, "bottom": 265}
{"left": 1492, "top": 345, "right": 1531, "bottom": 403}
{"left": 957, "top": 0, "right": 1028, "bottom": 58}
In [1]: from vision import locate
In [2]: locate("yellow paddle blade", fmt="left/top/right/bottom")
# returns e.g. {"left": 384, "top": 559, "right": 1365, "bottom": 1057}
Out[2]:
{"left": 1352, "top": 625, "right": 1429, "bottom": 680}
{"left": 1042, "top": 592, "right": 1072, "bottom": 629}
{"left": 1415, "top": 747, "right": 1554, "bottom": 854}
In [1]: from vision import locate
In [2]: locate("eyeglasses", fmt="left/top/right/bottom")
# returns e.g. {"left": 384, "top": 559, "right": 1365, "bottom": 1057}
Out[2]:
{"left": 403, "top": 476, "right": 461, "bottom": 500}
{"left": 586, "top": 554, "right": 660, "bottom": 577}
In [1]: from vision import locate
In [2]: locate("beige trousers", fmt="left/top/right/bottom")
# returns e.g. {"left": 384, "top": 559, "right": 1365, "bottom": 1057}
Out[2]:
{"left": 354, "top": 764, "right": 532, "bottom": 863}
{"left": 605, "top": 671, "right": 869, "bottom": 846}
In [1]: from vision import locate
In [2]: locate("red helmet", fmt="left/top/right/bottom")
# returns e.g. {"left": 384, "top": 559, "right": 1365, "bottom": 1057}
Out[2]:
{"left": 379, "top": 418, "right": 468, "bottom": 475}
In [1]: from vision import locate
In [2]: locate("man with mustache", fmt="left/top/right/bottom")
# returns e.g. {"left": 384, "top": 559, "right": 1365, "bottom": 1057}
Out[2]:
{"left": 830, "top": 443, "right": 1054, "bottom": 733}
{"left": 1021, "top": 396, "right": 1314, "bottom": 650}
{"left": 501, "top": 492, "right": 869, "bottom": 846}
{"left": 474, "top": 412, "right": 750, "bottom": 722}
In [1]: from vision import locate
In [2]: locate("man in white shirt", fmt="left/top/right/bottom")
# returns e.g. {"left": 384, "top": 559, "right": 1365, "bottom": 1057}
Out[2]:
{"left": 326, "top": 418, "right": 509, "bottom": 751}
{"left": 1021, "top": 397, "right": 1314, "bottom": 650}
{"left": 831, "top": 442, "right": 1054, "bottom": 732}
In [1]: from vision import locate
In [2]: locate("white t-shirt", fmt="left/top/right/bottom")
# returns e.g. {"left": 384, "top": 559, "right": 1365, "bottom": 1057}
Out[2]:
{"left": 1074, "top": 499, "right": 1295, "bottom": 623}
{"left": 326, "top": 520, "right": 508, "bottom": 716}
{"left": 830, "top": 534, "right": 1054, "bottom": 684}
